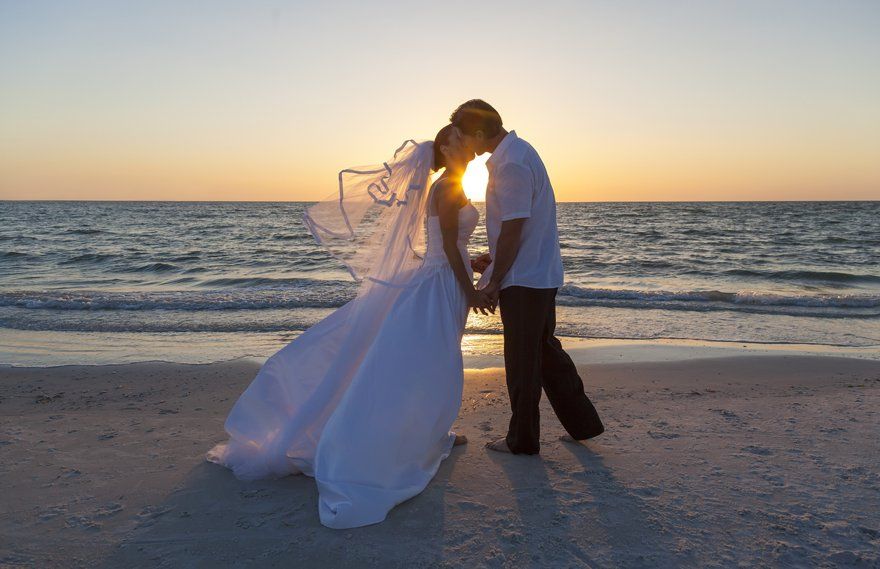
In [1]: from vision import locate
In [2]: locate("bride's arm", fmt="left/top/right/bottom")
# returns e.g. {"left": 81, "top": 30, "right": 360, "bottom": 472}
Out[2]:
{"left": 436, "top": 182, "right": 493, "bottom": 314}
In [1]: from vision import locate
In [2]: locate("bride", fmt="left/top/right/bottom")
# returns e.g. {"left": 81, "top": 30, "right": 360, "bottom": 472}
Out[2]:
{"left": 207, "top": 124, "right": 492, "bottom": 529}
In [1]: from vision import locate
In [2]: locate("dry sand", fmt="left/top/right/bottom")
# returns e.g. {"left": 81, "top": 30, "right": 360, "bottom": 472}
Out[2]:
{"left": 1, "top": 347, "right": 879, "bottom": 568}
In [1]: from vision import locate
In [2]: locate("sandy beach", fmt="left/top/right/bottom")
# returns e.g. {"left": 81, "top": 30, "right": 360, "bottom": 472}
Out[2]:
{"left": 2, "top": 342, "right": 879, "bottom": 568}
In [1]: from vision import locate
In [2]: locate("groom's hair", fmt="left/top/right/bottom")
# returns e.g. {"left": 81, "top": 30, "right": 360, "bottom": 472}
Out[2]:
{"left": 450, "top": 100, "right": 503, "bottom": 138}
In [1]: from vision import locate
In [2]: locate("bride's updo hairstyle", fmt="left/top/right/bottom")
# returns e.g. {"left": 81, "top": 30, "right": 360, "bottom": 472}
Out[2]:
{"left": 432, "top": 124, "right": 455, "bottom": 171}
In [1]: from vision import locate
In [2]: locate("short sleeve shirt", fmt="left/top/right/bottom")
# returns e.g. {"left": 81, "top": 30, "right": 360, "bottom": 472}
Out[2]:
{"left": 482, "top": 131, "right": 564, "bottom": 290}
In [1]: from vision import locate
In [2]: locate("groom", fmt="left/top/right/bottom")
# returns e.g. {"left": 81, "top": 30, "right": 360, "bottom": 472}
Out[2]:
{"left": 451, "top": 100, "right": 604, "bottom": 455}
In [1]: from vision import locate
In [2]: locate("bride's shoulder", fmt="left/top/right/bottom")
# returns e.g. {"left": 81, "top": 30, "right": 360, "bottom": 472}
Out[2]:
{"left": 430, "top": 177, "right": 467, "bottom": 213}
{"left": 433, "top": 177, "right": 465, "bottom": 202}
{"left": 432, "top": 177, "right": 456, "bottom": 192}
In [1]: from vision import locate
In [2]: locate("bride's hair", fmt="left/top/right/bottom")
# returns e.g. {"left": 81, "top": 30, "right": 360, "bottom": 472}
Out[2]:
{"left": 432, "top": 124, "right": 455, "bottom": 171}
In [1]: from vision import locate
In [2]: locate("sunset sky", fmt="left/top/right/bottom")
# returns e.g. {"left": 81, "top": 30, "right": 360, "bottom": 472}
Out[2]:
{"left": 1, "top": 0, "right": 878, "bottom": 202}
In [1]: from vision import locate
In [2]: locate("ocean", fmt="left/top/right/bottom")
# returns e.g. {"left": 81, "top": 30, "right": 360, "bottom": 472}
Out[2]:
{"left": 1, "top": 201, "right": 878, "bottom": 365}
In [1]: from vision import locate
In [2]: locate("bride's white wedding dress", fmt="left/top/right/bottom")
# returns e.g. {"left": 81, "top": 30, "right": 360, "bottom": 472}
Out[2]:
{"left": 207, "top": 189, "right": 478, "bottom": 529}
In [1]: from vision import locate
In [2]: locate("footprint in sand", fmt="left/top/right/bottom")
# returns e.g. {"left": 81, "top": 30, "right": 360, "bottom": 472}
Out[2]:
{"left": 633, "top": 486, "right": 662, "bottom": 497}
{"left": 742, "top": 445, "right": 774, "bottom": 456}
{"left": 648, "top": 431, "right": 680, "bottom": 439}
{"left": 93, "top": 502, "right": 124, "bottom": 518}
{"left": 37, "top": 505, "right": 68, "bottom": 522}
{"left": 65, "top": 515, "right": 101, "bottom": 531}
{"left": 235, "top": 517, "right": 266, "bottom": 529}
{"left": 456, "top": 500, "right": 489, "bottom": 513}
{"left": 57, "top": 468, "right": 82, "bottom": 479}
{"left": 135, "top": 505, "right": 175, "bottom": 528}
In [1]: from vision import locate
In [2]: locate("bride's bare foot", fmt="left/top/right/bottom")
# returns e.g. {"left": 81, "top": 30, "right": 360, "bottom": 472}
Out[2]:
{"left": 485, "top": 437, "right": 512, "bottom": 453}
{"left": 453, "top": 434, "right": 468, "bottom": 446}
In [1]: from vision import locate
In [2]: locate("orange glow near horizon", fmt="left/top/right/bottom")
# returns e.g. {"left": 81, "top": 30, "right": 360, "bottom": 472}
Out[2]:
{"left": 1, "top": 2, "right": 878, "bottom": 202}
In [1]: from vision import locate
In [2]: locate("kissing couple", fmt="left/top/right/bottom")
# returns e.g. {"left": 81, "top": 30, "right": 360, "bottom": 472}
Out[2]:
{"left": 207, "top": 100, "right": 605, "bottom": 529}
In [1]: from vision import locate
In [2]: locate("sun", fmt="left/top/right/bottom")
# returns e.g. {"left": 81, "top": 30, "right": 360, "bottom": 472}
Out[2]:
{"left": 461, "top": 153, "right": 489, "bottom": 202}
{"left": 429, "top": 153, "right": 489, "bottom": 202}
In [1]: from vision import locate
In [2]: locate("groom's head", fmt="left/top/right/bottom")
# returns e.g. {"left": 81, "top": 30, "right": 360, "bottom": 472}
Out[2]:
{"left": 450, "top": 99, "right": 504, "bottom": 156}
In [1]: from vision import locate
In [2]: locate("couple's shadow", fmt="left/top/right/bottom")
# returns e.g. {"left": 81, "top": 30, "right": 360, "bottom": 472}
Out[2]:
{"left": 97, "top": 442, "right": 675, "bottom": 568}
{"left": 488, "top": 440, "right": 677, "bottom": 567}
{"left": 98, "top": 451, "right": 460, "bottom": 568}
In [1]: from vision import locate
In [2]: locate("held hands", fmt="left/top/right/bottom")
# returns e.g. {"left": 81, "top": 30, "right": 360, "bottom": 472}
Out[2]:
{"left": 468, "top": 288, "right": 495, "bottom": 316}
{"left": 467, "top": 254, "right": 498, "bottom": 315}
{"left": 470, "top": 253, "right": 492, "bottom": 274}
{"left": 480, "top": 280, "right": 501, "bottom": 308}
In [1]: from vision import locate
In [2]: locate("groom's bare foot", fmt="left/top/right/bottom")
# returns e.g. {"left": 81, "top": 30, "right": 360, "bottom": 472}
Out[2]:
{"left": 560, "top": 433, "right": 601, "bottom": 445}
{"left": 453, "top": 434, "right": 468, "bottom": 446}
{"left": 485, "top": 437, "right": 512, "bottom": 453}
{"left": 560, "top": 434, "right": 584, "bottom": 445}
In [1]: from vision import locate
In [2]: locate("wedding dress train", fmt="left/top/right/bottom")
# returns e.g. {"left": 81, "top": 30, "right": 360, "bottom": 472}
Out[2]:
{"left": 208, "top": 198, "right": 478, "bottom": 529}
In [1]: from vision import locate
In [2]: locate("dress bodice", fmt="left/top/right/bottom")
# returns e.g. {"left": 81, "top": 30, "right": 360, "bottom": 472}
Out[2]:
{"left": 423, "top": 202, "right": 479, "bottom": 267}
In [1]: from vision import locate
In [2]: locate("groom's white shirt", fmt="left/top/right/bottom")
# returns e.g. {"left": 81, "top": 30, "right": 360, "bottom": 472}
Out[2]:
{"left": 482, "top": 130, "right": 564, "bottom": 290}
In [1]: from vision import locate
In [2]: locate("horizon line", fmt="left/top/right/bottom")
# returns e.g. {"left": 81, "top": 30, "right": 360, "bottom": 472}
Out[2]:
{"left": 2, "top": 198, "right": 879, "bottom": 204}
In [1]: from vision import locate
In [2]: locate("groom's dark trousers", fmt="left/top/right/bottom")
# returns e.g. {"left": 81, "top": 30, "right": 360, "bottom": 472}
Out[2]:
{"left": 499, "top": 286, "right": 604, "bottom": 454}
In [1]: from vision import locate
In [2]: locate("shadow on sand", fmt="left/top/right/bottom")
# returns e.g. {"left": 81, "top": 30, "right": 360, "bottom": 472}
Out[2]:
{"left": 489, "top": 441, "right": 681, "bottom": 567}
{"left": 100, "top": 451, "right": 463, "bottom": 568}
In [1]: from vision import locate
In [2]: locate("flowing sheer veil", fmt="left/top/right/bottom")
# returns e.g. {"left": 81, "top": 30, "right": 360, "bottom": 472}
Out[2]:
{"left": 304, "top": 139, "right": 435, "bottom": 295}
{"left": 207, "top": 138, "right": 468, "bottom": 500}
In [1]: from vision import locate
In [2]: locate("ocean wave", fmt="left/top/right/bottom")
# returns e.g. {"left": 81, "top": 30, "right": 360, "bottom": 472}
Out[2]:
{"left": 197, "top": 276, "right": 350, "bottom": 288}
{"left": 0, "top": 318, "right": 317, "bottom": 333}
{"left": 557, "top": 285, "right": 880, "bottom": 318}
{"left": 120, "top": 262, "right": 179, "bottom": 273}
{"left": 559, "top": 285, "right": 880, "bottom": 308}
{"left": 723, "top": 269, "right": 880, "bottom": 284}
{"left": 2, "top": 316, "right": 877, "bottom": 348}
{"left": 59, "top": 253, "right": 117, "bottom": 265}
{"left": 168, "top": 252, "right": 203, "bottom": 262}
{"left": 66, "top": 228, "right": 104, "bottom": 235}
{"left": 0, "top": 285, "right": 356, "bottom": 311}
{"left": 1, "top": 283, "right": 877, "bottom": 321}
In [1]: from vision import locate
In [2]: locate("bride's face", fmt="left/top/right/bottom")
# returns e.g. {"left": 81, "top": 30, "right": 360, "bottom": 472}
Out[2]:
{"left": 442, "top": 130, "right": 476, "bottom": 171}
{"left": 453, "top": 126, "right": 484, "bottom": 156}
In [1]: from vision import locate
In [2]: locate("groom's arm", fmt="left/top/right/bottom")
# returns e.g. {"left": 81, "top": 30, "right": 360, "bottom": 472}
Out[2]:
{"left": 485, "top": 163, "right": 532, "bottom": 300}
{"left": 487, "top": 219, "right": 525, "bottom": 290}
